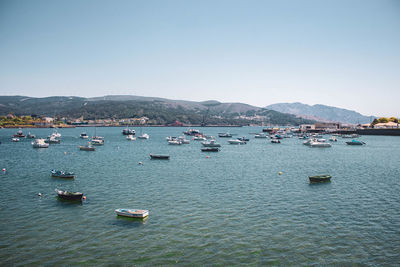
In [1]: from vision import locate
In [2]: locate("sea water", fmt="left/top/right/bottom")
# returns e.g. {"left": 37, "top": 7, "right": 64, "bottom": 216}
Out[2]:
{"left": 0, "top": 127, "right": 399, "bottom": 265}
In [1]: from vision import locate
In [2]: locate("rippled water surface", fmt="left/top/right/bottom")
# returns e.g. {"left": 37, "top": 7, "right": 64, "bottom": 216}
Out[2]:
{"left": 0, "top": 127, "right": 399, "bottom": 266}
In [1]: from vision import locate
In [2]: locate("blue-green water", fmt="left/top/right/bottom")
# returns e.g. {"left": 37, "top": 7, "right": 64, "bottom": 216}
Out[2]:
{"left": 0, "top": 127, "right": 399, "bottom": 266}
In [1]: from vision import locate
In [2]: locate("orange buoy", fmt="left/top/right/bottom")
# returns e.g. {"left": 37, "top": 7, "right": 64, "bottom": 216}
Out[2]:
{"left": 83, "top": 196, "right": 86, "bottom": 200}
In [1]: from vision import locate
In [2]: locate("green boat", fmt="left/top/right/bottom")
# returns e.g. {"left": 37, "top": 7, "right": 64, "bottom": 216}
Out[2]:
{"left": 309, "top": 175, "right": 331, "bottom": 183}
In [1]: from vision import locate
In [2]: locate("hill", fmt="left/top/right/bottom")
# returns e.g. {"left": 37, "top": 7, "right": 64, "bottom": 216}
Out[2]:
{"left": 0, "top": 95, "right": 314, "bottom": 126}
{"left": 266, "top": 102, "right": 375, "bottom": 124}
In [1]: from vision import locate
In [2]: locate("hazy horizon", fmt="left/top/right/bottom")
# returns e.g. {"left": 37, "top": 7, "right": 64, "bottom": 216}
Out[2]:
{"left": 1, "top": 0, "right": 399, "bottom": 117}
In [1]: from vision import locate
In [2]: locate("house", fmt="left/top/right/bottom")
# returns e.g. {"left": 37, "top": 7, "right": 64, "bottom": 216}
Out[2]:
{"left": 374, "top": 122, "right": 399, "bottom": 128}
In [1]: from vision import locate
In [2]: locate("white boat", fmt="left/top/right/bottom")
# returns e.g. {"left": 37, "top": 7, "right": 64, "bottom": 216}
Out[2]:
{"left": 168, "top": 140, "right": 182, "bottom": 145}
{"left": 201, "top": 140, "right": 221, "bottom": 147}
{"left": 303, "top": 139, "right": 313, "bottom": 146}
{"left": 115, "top": 208, "right": 149, "bottom": 218}
{"left": 329, "top": 136, "right": 337, "bottom": 142}
{"left": 166, "top": 136, "right": 177, "bottom": 141}
{"left": 91, "top": 139, "right": 104, "bottom": 145}
{"left": 193, "top": 136, "right": 206, "bottom": 141}
{"left": 80, "top": 132, "right": 89, "bottom": 139}
{"left": 178, "top": 136, "right": 190, "bottom": 144}
{"left": 310, "top": 141, "right": 331, "bottom": 147}
{"left": 228, "top": 139, "right": 246, "bottom": 145}
{"left": 52, "top": 130, "right": 61, "bottom": 138}
{"left": 317, "top": 138, "right": 326, "bottom": 142}
{"left": 126, "top": 135, "right": 136, "bottom": 141}
{"left": 254, "top": 133, "right": 268, "bottom": 138}
{"left": 12, "top": 137, "right": 20, "bottom": 142}
{"left": 137, "top": 133, "right": 149, "bottom": 139}
{"left": 45, "top": 136, "right": 61, "bottom": 144}
{"left": 32, "top": 138, "right": 49, "bottom": 148}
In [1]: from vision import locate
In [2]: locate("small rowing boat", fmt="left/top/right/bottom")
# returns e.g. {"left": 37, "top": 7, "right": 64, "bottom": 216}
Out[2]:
{"left": 115, "top": 208, "right": 149, "bottom": 218}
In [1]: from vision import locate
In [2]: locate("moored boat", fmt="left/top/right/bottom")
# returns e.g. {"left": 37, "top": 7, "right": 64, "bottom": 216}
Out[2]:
{"left": 79, "top": 143, "right": 96, "bottom": 151}
{"left": 150, "top": 154, "right": 170, "bottom": 159}
{"left": 201, "top": 147, "right": 219, "bottom": 152}
{"left": 201, "top": 140, "right": 221, "bottom": 147}
{"left": 219, "top": 133, "right": 233, "bottom": 138}
{"left": 27, "top": 132, "right": 36, "bottom": 139}
{"left": 254, "top": 133, "right": 267, "bottom": 138}
{"left": 91, "top": 139, "right": 104, "bottom": 145}
{"left": 115, "top": 208, "right": 149, "bottom": 218}
{"left": 346, "top": 140, "right": 365, "bottom": 146}
{"left": 45, "top": 136, "right": 61, "bottom": 144}
{"left": 228, "top": 139, "right": 246, "bottom": 145}
{"left": 122, "top": 128, "right": 135, "bottom": 135}
{"left": 309, "top": 175, "right": 331, "bottom": 183}
{"left": 51, "top": 170, "right": 75, "bottom": 178}
{"left": 137, "top": 133, "right": 149, "bottom": 139}
{"left": 32, "top": 138, "right": 49, "bottom": 148}
{"left": 168, "top": 140, "right": 182, "bottom": 145}
{"left": 80, "top": 132, "right": 89, "bottom": 139}
{"left": 13, "top": 130, "right": 25, "bottom": 138}
{"left": 56, "top": 189, "right": 83, "bottom": 200}
{"left": 310, "top": 141, "right": 331, "bottom": 147}
{"left": 126, "top": 135, "right": 136, "bottom": 140}
{"left": 271, "top": 139, "right": 281, "bottom": 143}
{"left": 12, "top": 137, "right": 20, "bottom": 142}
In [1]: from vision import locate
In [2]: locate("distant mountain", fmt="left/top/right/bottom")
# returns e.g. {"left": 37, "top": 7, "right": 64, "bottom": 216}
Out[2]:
{"left": 0, "top": 95, "right": 315, "bottom": 126}
{"left": 266, "top": 102, "right": 375, "bottom": 124}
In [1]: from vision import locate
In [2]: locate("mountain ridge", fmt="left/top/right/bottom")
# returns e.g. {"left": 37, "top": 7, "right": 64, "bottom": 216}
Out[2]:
{"left": 266, "top": 102, "right": 375, "bottom": 124}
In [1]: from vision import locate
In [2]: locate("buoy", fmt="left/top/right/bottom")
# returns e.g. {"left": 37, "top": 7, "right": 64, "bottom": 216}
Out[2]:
{"left": 83, "top": 196, "right": 86, "bottom": 200}
{"left": 2, "top": 168, "right": 5, "bottom": 172}
{"left": 278, "top": 172, "right": 283, "bottom": 175}
{"left": 64, "top": 152, "right": 67, "bottom": 155}
{"left": 206, "top": 156, "right": 210, "bottom": 158}
{"left": 138, "top": 161, "right": 143, "bottom": 165}
{"left": 38, "top": 193, "right": 42, "bottom": 197}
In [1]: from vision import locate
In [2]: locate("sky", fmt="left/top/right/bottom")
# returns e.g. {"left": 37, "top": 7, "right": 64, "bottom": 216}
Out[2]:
{"left": 0, "top": 0, "right": 399, "bottom": 116}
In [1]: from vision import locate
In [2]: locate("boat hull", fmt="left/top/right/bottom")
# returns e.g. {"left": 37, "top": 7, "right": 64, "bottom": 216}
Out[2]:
{"left": 309, "top": 175, "right": 331, "bottom": 183}
{"left": 115, "top": 209, "right": 149, "bottom": 218}
{"left": 56, "top": 190, "right": 83, "bottom": 200}
{"left": 150, "top": 154, "right": 170, "bottom": 159}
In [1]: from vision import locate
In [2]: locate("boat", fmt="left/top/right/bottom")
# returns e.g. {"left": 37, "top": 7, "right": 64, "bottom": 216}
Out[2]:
{"left": 346, "top": 140, "right": 365, "bottom": 146}
{"left": 126, "top": 135, "right": 136, "bottom": 140}
{"left": 55, "top": 189, "right": 83, "bottom": 201}
{"left": 238, "top": 137, "right": 249, "bottom": 141}
{"left": 178, "top": 136, "right": 190, "bottom": 144}
{"left": 228, "top": 139, "right": 246, "bottom": 145}
{"left": 45, "top": 136, "right": 61, "bottom": 144}
{"left": 329, "top": 136, "right": 337, "bottom": 142}
{"left": 122, "top": 128, "right": 135, "bottom": 135}
{"left": 79, "top": 143, "right": 96, "bottom": 151}
{"left": 201, "top": 140, "right": 221, "bottom": 147}
{"left": 303, "top": 139, "right": 313, "bottom": 146}
{"left": 275, "top": 134, "right": 283, "bottom": 139}
{"left": 201, "top": 147, "right": 219, "bottom": 152}
{"left": 51, "top": 170, "right": 75, "bottom": 178}
{"left": 166, "top": 136, "right": 177, "bottom": 141}
{"left": 80, "top": 132, "right": 89, "bottom": 139}
{"left": 115, "top": 208, "right": 149, "bottom": 218}
{"left": 13, "top": 130, "right": 25, "bottom": 138}
{"left": 183, "top": 129, "right": 201, "bottom": 136}
{"left": 137, "top": 133, "right": 149, "bottom": 139}
{"left": 193, "top": 136, "right": 206, "bottom": 141}
{"left": 52, "top": 130, "right": 61, "bottom": 138}
{"left": 219, "top": 133, "right": 233, "bottom": 138}
{"left": 32, "top": 138, "right": 49, "bottom": 148}
{"left": 309, "top": 141, "right": 331, "bottom": 147}
{"left": 271, "top": 139, "right": 280, "bottom": 143}
{"left": 12, "top": 137, "right": 20, "bottom": 142}
{"left": 91, "top": 139, "right": 104, "bottom": 145}
{"left": 168, "top": 140, "right": 182, "bottom": 145}
{"left": 254, "top": 133, "right": 267, "bottom": 138}
{"left": 150, "top": 154, "right": 170, "bottom": 159}
{"left": 309, "top": 175, "right": 331, "bottom": 183}
{"left": 27, "top": 132, "right": 36, "bottom": 139}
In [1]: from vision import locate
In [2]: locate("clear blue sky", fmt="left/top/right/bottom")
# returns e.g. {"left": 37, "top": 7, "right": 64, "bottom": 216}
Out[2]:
{"left": 0, "top": 0, "right": 399, "bottom": 116}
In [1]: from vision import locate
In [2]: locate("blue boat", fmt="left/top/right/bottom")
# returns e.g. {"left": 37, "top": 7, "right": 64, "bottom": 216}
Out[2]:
{"left": 346, "top": 140, "right": 365, "bottom": 146}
